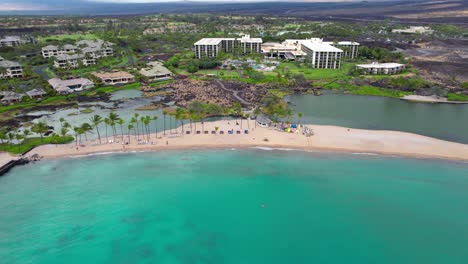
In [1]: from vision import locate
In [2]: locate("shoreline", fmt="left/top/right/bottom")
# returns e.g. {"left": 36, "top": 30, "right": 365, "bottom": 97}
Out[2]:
{"left": 401, "top": 95, "right": 468, "bottom": 104}
{"left": 24, "top": 120, "right": 468, "bottom": 163}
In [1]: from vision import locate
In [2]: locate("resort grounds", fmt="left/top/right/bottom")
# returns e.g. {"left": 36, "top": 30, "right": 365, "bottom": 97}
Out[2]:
{"left": 23, "top": 120, "right": 468, "bottom": 162}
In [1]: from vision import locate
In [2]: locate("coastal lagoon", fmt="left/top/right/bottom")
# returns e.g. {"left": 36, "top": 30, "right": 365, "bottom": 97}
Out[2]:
{"left": 1, "top": 149, "right": 468, "bottom": 263}
{"left": 286, "top": 93, "right": 468, "bottom": 144}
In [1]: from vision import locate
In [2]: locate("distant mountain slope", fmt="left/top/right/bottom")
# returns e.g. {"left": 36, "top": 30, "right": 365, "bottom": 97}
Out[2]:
{"left": 1, "top": 0, "right": 467, "bottom": 24}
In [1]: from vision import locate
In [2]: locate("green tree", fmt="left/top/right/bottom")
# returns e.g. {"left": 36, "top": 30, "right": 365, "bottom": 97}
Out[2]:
{"left": 90, "top": 115, "right": 103, "bottom": 144}
{"left": 31, "top": 121, "right": 49, "bottom": 141}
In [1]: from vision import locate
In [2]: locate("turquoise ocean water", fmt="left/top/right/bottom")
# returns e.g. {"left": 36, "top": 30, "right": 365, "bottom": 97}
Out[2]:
{"left": 1, "top": 149, "right": 468, "bottom": 263}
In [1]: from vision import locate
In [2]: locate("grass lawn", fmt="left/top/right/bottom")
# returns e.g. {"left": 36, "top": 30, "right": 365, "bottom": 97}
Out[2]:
{"left": 448, "top": 93, "right": 468, "bottom": 101}
{"left": 345, "top": 85, "right": 413, "bottom": 98}
{"left": 38, "top": 34, "right": 98, "bottom": 43}
{"left": 0, "top": 136, "right": 74, "bottom": 154}
{"left": 82, "top": 83, "right": 141, "bottom": 96}
{"left": 278, "top": 62, "right": 355, "bottom": 81}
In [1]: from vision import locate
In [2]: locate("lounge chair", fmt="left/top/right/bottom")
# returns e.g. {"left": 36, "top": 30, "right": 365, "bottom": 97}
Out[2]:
{"left": 204, "top": 131, "right": 209, "bottom": 134}
{"left": 220, "top": 131, "right": 225, "bottom": 134}
{"left": 244, "top": 130, "right": 249, "bottom": 134}
{"left": 211, "top": 131, "right": 216, "bottom": 134}
{"left": 196, "top": 131, "right": 201, "bottom": 134}
{"left": 186, "top": 131, "right": 191, "bottom": 134}
{"left": 228, "top": 130, "right": 233, "bottom": 134}
{"left": 236, "top": 130, "right": 241, "bottom": 134}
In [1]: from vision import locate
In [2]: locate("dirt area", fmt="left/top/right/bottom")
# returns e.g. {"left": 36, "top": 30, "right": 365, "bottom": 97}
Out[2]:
{"left": 162, "top": 79, "right": 268, "bottom": 108}
{"left": 403, "top": 38, "right": 468, "bottom": 85}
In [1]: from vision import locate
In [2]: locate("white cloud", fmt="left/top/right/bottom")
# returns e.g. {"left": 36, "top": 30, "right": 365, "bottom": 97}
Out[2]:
{"left": 0, "top": 3, "right": 52, "bottom": 11}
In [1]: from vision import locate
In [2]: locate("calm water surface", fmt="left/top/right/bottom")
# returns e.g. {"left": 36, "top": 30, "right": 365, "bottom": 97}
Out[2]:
{"left": 286, "top": 93, "right": 468, "bottom": 143}
{"left": 1, "top": 149, "right": 467, "bottom": 263}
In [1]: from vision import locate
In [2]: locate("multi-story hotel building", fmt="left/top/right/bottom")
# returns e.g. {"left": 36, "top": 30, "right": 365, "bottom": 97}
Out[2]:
{"left": 262, "top": 38, "right": 359, "bottom": 69}
{"left": 194, "top": 35, "right": 262, "bottom": 59}
{"left": 42, "top": 39, "right": 114, "bottom": 69}
{"left": 0, "top": 56, "right": 23, "bottom": 79}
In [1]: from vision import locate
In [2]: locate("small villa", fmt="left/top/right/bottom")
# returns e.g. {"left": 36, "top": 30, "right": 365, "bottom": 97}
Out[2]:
{"left": 356, "top": 62, "right": 406, "bottom": 75}
{"left": 139, "top": 61, "right": 173, "bottom": 82}
{"left": 93, "top": 71, "right": 135, "bottom": 86}
{"left": 48, "top": 78, "right": 94, "bottom": 94}
{"left": 1, "top": 92, "right": 25, "bottom": 105}
{"left": 256, "top": 114, "right": 272, "bottom": 128}
{"left": 26, "top": 88, "right": 47, "bottom": 99}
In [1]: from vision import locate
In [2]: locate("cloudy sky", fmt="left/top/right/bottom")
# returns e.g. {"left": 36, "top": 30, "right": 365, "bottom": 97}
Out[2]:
{"left": 0, "top": 0, "right": 363, "bottom": 12}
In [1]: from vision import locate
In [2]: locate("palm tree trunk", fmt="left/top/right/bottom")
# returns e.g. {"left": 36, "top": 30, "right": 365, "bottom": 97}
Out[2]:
{"left": 163, "top": 115, "right": 166, "bottom": 135}
{"left": 95, "top": 126, "right": 101, "bottom": 144}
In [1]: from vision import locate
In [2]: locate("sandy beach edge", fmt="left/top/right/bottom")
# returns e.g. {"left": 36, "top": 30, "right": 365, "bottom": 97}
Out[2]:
{"left": 21, "top": 121, "right": 468, "bottom": 163}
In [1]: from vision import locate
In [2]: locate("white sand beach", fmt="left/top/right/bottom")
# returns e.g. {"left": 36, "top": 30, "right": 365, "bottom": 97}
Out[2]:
{"left": 23, "top": 120, "right": 468, "bottom": 162}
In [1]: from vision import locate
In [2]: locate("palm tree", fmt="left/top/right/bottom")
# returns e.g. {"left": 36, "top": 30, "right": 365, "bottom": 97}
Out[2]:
{"left": 175, "top": 108, "right": 186, "bottom": 134}
{"left": 63, "top": 121, "right": 71, "bottom": 129}
{"left": 152, "top": 115, "right": 158, "bottom": 138}
{"left": 22, "top": 129, "right": 31, "bottom": 140}
{"left": 143, "top": 116, "right": 151, "bottom": 141}
{"left": 297, "top": 112, "right": 303, "bottom": 126}
{"left": 162, "top": 110, "right": 168, "bottom": 135}
{"left": 0, "top": 128, "right": 7, "bottom": 144}
{"left": 6, "top": 132, "right": 14, "bottom": 148}
{"left": 130, "top": 117, "right": 138, "bottom": 141}
{"left": 254, "top": 108, "right": 261, "bottom": 129}
{"left": 60, "top": 127, "right": 68, "bottom": 137}
{"left": 108, "top": 112, "right": 119, "bottom": 138}
{"left": 80, "top": 122, "right": 93, "bottom": 142}
{"left": 245, "top": 113, "right": 251, "bottom": 129}
{"left": 73, "top": 127, "right": 80, "bottom": 146}
{"left": 59, "top": 117, "right": 66, "bottom": 129}
{"left": 104, "top": 117, "right": 111, "bottom": 139}
{"left": 15, "top": 133, "right": 24, "bottom": 153}
{"left": 127, "top": 124, "right": 134, "bottom": 143}
{"left": 117, "top": 118, "right": 125, "bottom": 140}
{"left": 90, "top": 115, "right": 103, "bottom": 144}
{"left": 32, "top": 121, "right": 49, "bottom": 141}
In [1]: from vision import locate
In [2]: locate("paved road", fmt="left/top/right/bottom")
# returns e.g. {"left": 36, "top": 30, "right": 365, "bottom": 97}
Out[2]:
{"left": 215, "top": 79, "right": 251, "bottom": 106}
{"left": 33, "top": 64, "right": 51, "bottom": 80}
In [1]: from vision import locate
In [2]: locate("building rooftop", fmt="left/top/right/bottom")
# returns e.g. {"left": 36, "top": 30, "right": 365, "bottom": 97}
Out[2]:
{"left": 42, "top": 45, "right": 59, "bottom": 51}
{"left": 356, "top": 62, "right": 405, "bottom": 68}
{"left": 194, "top": 38, "right": 226, "bottom": 45}
{"left": 300, "top": 39, "right": 343, "bottom": 52}
{"left": 0, "top": 36, "right": 21, "bottom": 42}
{"left": 48, "top": 78, "right": 94, "bottom": 93}
{"left": 56, "top": 53, "right": 83, "bottom": 61}
{"left": 93, "top": 71, "right": 135, "bottom": 79}
{"left": 26, "top": 88, "right": 46, "bottom": 97}
{"left": 140, "top": 61, "right": 172, "bottom": 77}
{"left": 0, "top": 60, "right": 21, "bottom": 68}
{"left": 1, "top": 92, "right": 25, "bottom": 102}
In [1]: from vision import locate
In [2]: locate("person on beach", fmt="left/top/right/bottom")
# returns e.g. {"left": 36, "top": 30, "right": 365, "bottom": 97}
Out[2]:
{"left": 166, "top": 141, "right": 168, "bottom": 146}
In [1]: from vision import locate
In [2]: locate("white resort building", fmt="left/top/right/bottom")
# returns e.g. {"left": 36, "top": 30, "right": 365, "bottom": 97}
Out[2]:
{"left": 0, "top": 56, "right": 23, "bottom": 79}
{"left": 41, "top": 39, "right": 114, "bottom": 69}
{"left": 262, "top": 38, "right": 359, "bottom": 69}
{"left": 356, "top": 62, "right": 406, "bottom": 75}
{"left": 392, "top": 26, "right": 433, "bottom": 35}
{"left": 194, "top": 35, "right": 263, "bottom": 59}
{"left": 48, "top": 78, "right": 94, "bottom": 94}
{"left": 0, "top": 36, "right": 29, "bottom": 47}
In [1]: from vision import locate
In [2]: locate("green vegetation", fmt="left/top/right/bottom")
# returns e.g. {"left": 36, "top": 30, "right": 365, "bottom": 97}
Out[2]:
{"left": 278, "top": 62, "right": 354, "bottom": 81}
{"left": 345, "top": 85, "right": 413, "bottom": 98}
{"left": 0, "top": 136, "right": 74, "bottom": 154}
{"left": 82, "top": 83, "right": 141, "bottom": 96}
{"left": 447, "top": 93, "right": 468, "bottom": 102}
{"left": 38, "top": 34, "right": 98, "bottom": 43}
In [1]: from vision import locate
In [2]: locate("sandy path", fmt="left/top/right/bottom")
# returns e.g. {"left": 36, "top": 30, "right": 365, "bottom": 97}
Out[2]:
{"left": 26, "top": 120, "right": 468, "bottom": 162}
